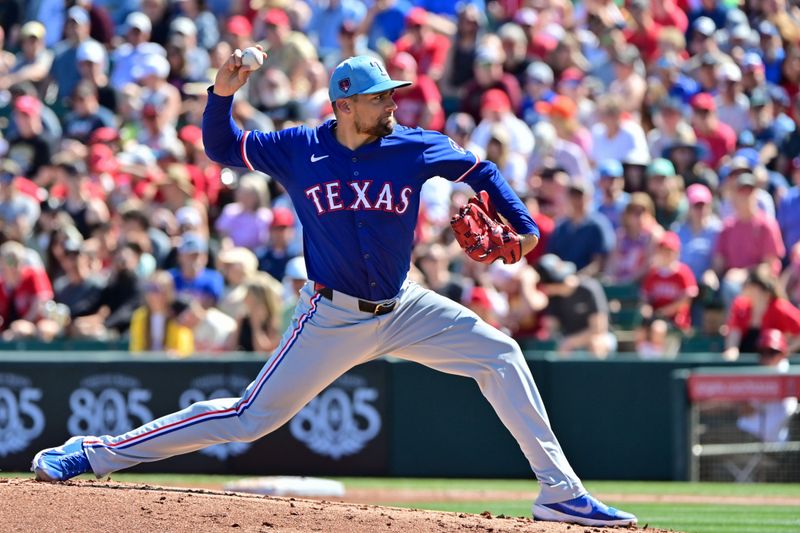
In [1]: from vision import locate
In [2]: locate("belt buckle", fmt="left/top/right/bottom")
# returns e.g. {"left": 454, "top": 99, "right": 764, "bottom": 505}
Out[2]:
{"left": 373, "top": 300, "right": 395, "bottom": 315}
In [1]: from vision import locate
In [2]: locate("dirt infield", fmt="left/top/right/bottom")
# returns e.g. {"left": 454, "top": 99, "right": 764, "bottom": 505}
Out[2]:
{"left": 0, "top": 478, "right": 664, "bottom": 533}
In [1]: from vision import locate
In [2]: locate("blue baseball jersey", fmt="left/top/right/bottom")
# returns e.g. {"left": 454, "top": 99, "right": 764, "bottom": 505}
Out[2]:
{"left": 203, "top": 91, "right": 538, "bottom": 301}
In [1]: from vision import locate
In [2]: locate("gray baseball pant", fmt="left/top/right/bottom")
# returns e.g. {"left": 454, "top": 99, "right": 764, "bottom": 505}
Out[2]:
{"left": 83, "top": 280, "right": 585, "bottom": 504}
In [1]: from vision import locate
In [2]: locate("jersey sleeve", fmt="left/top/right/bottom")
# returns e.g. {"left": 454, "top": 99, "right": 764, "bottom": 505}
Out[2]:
{"left": 202, "top": 89, "right": 297, "bottom": 180}
{"left": 421, "top": 130, "right": 538, "bottom": 236}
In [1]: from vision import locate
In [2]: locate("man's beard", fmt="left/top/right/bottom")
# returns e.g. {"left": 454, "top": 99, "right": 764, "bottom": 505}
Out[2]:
{"left": 355, "top": 114, "right": 395, "bottom": 137}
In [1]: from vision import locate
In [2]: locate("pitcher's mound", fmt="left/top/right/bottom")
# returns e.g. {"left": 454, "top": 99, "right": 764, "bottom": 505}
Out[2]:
{"left": 0, "top": 478, "right": 660, "bottom": 532}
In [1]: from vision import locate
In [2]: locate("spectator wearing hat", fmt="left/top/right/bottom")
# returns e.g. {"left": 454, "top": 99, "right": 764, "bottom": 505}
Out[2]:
{"left": 177, "top": 0, "right": 220, "bottom": 51}
{"left": 648, "top": 96, "right": 694, "bottom": 160}
{"left": 7, "top": 95, "right": 54, "bottom": 178}
{"left": 528, "top": 121, "right": 592, "bottom": 187}
{"left": 175, "top": 294, "right": 237, "bottom": 353}
{"left": 757, "top": 21, "right": 785, "bottom": 85}
{"left": 257, "top": 207, "right": 301, "bottom": 281}
{"left": 0, "top": 22, "right": 53, "bottom": 96}
{"left": 646, "top": 158, "right": 687, "bottom": 229}
{"left": 387, "top": 51, "right": 444, "bottom": 131}
{"left": 652, "top": 52, "right": 700, "bottom": 104}
{"left": 215, "top": 173, "right": 272, "bottom": 251}
{"left": 736, "top": 329, "right": 799, "bottom": 442}
{"left": 535, "top": 254, "right": 616, "bottom": 358}
{"left": 110, "top": 12, "right": 167, "bottom": 91}
{"left": 724, "top": 265, "right": 800, "bottom": 361}
{"left": 714, "top": 62, "right": 750, "bottom": 133}
{"left": 673, "top": 183, "right": 722, "bottom": 325}
{"left": 135, "top": 53, "right": 182, "bottom": 127}
{"left": 590, "top": 94, "right": 650, "bottom": 165}
{"left": 0, "top": 159, "right": 40, "bottom": 242}
{"left": 690, "top": 92, "right": 736, "bottom": 168}
{"left": 746, "top": 88, "right": 783, "bottom": 163}
{"left": 230, "top": 272, "right": 283, "bottom": 352}
{"left": 520, "top": 61, "right": 555, "bottom": 126}
{"left": 688, "top": 8, "right": 727, "bottom": 46}
{"left": 167, "top": 16, "right": 211, "bottom": 85}
{"left": 169, "top": 232, "right": 224, "bottom": 309}
{"left": 548, "top": 180, "right": 615, "bottom": 276}
{"left": 740, "top": 51, "right": 769, "bottom": 96}
{"left": 75, "top": 40, "right": 116, "bottom": 113}
{"left": 62, "top": 81, "right": 116, "bottom": 143}
{"left": 225, "top": 15, "right": 253, "bottom": 52}
{"left": 50, "top": 6, "right": 95, "bottom": 105}
{"left": 129, "top": 270, "right": 194, "bottom": 355}
{"left": 624, "top": 0, "right": 663, "bottom": 64}
{"left": 470, "top": 88, "right": 534, "bottom": 160}
{"left": 604, "top": 192, "right": 662, "bottom": 284}
{"left": 717, "top": 156, "right": 776, "bottom": 220}
{"left": 692, "top": 52, "right": 723, "bottom": 94}
{"left": 714, "top": 172, "right": 785, "bottom": 307}
{"left": 537, "top": 94, "right": 591, "bottom": 158}
{"left": 459, "top": 45, "right": 522, "bottom": 123}
{"left": 259, "top": 8, "right": 316, "bottom": 88}
{"left": 307, "top": 0, "right": 366, "bottom": 60}
{"left": 640, "top": 231, "right": 698, "bottom": 332}
{"left": 281, "top": 255, "right": 309, "bottom": 318}
{"left": 395, "top": 7, "right": 450, "bottom": 82}
{"left": 594, "top": 159, "right": 629, "bottom": 231}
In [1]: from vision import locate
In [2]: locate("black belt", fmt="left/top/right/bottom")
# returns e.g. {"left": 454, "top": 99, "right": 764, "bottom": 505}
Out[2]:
{"left": 315, "top": 284, "right": 397, "bottom": 316}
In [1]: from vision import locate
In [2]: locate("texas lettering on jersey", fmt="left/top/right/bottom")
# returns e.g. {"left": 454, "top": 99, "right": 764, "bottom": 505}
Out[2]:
{"left": 304, "top": 181, "right": 413, "bottom": 215}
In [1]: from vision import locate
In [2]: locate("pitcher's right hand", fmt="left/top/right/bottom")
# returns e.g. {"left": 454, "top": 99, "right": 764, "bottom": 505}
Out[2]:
{"left": 213, "top": 46, "right": 266, "bottom": 97}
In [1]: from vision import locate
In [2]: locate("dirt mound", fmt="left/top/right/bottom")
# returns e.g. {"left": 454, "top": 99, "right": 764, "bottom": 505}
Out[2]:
{"left": 0, "top": 478, "right": 666, "bottom": 533}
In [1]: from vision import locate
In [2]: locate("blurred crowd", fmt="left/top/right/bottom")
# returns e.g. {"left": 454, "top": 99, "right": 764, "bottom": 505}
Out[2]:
{"left": 1, "top": 0, "right": 800, "bottom": 359}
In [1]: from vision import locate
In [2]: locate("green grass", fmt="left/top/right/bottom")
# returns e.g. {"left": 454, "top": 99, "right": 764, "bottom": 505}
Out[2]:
{"left": 5, "top": 473, "right": 799, "bottom": 532}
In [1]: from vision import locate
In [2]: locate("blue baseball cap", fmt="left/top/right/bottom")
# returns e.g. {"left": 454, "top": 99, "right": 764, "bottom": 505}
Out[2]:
{"left": 598, "top": 159, "right": 623, "bottom": 179}
{"left": 329, "top": 55, "right": 412, "bottom": 101}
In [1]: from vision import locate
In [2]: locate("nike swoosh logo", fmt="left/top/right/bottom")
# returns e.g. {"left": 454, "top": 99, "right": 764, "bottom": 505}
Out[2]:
{"left": 310, "top": 154, "right": 329, "bottom": 162}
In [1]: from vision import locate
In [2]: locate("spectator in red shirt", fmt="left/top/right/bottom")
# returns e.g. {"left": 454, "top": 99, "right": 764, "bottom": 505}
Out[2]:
{"left": 651, "top": 0, "right": 688, "bottom": 33}
{"left": 0, "top": 240, "right": 55, "bottom": 339}
{"left": 394, "top": 7, "right": 450, "bottom": 83}
{"left": 724, "top": 264, "right": 800, "bottom": 360}
{"left": 641, "top": 231, "right": 699, "bottom": 331}
{"left": 624, "top": 0, "right": 662, "bottom": 64}
{"left": 387, "top": 51, "right": 444, "bottom": 131}
{"left": 690, "top": 92, "right": 736, "bottom": 168}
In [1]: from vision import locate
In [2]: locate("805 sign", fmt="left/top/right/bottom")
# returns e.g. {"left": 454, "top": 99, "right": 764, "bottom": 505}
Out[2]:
{"left": 68, "top": 375, "right": 153, "bottom": 436}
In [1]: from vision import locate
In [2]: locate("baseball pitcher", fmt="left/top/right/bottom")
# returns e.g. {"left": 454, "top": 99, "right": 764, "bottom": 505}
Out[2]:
{"left": 32, "top": 49, "right": 636, "bottom": 527}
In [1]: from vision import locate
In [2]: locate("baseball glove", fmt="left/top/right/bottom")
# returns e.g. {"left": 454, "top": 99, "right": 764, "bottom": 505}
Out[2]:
{"left": 450, "top": 190, "right": 523, "bottom": 264}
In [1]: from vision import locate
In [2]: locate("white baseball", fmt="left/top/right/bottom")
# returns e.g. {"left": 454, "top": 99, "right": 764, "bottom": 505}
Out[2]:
{"left": 241, "top": 47, "right": 264, "bottom": 70}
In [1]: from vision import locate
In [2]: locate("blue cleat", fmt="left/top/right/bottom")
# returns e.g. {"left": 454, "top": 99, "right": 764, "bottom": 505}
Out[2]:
{"left": 532, "top": 493, "right": 638, "bottom": 527}
{"left": 31, "top": 436, "right": 92, "bottom": 482}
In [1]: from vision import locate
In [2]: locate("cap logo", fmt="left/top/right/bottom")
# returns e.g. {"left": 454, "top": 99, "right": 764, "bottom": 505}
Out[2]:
{"left": 339, "top": 78, "right": 351, "bottom": 93}
{"left": 370, "top": 61, "right": 386, "bottom": 76}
